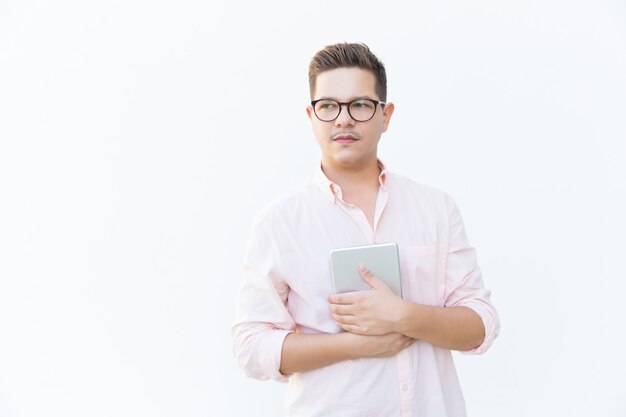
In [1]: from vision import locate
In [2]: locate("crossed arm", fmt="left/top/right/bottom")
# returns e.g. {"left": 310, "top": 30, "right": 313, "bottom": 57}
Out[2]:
{"left": 279, "top": 266, "right": 485, "bottom": 375}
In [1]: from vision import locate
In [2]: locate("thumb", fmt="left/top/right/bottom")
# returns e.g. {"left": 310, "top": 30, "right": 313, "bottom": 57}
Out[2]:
{"left": 358, "top": 265, "right": 384, "bottom": 289}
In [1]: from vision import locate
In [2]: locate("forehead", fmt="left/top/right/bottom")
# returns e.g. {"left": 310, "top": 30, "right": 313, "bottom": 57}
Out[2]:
{"left": 314, "top": 67, "right": 378, "bottom": 100}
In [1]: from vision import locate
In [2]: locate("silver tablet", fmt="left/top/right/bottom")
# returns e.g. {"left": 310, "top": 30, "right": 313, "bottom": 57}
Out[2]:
{"left": 329, "top": 242, "right": 402, "bottom": 297}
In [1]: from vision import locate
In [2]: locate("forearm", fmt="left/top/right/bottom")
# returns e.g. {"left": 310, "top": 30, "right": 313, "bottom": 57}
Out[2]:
{"left": 395, "top": 301, "right": 485, "bottom": 351}
{"left": 278, "top": 332, "right": 355, "bottom": 375}
{"left": 279, "top": 330, "right": 414, "bottom": 375}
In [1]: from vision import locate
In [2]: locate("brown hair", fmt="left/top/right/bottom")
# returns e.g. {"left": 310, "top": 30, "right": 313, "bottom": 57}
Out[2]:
{"left": 308, "top": 43, "right": 387, "bottom": 102}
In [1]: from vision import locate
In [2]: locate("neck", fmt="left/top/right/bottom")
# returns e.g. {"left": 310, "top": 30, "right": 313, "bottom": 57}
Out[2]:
{"left": 321, "top": 156, "right": 381, "bottom": 192}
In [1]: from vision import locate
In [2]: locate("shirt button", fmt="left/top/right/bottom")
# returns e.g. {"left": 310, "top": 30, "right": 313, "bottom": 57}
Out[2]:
{"left": 402, "top": 384, "right": 408, "bottom": 391}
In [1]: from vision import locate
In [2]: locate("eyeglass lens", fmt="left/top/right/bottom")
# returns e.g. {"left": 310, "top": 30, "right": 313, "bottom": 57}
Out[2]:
{"left": 314, "top": 99, "right": 377, "bottom": 122}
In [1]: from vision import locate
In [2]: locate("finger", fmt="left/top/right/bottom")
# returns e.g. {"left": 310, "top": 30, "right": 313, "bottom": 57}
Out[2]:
{"left": 358, "top": 265, "right": 375, "bottom": 286}
{"left": 329, "top": 304, "right": 354, "bottom": 315}
{"left": 404, "top": 337, "right": 417, "bottom": 347}
{"left": 327, "top": 292, "right": 359, "bottom": 305}
{"left": 339, "top": 323, "right": 364, "bottom": 334}
{"left": 358, "top": 265, "right": 386, "bottom": 290}
{"left": 332, "top": 312, "right": 357, "bottom": 326}
{"left": 333, "top": 316, "right": 359, "bottom": 328}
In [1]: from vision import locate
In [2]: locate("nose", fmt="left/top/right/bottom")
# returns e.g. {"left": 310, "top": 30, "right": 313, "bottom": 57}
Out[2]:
{"left": 334, "top": 103, "right": 355, "bottom": 127}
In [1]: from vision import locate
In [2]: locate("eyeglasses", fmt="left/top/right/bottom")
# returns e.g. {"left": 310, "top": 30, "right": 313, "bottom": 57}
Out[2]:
{"left": 310, "top": 98, "right": 385, "bottom": 122}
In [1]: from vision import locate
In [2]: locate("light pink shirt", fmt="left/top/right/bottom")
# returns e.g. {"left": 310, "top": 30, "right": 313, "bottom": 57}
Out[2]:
{"left": 232, "top": 161, "right": 500, "bottom": 417}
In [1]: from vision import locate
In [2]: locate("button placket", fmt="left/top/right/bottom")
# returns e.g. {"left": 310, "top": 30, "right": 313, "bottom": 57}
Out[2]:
{"left": 395, "top": 348, "right": 413, "bottom": 416}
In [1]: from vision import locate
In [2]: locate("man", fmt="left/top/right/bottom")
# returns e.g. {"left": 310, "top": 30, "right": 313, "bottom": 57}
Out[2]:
{"left": 232, "top": 42, "right": 499, "bottom": 417}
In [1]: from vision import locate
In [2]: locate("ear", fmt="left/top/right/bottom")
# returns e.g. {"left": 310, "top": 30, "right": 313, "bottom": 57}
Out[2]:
{"left": 381, "top": 102, "right": 395, "bottom": 133}
{"left": 306, "top": 106, "right": 313, "bottom": 120}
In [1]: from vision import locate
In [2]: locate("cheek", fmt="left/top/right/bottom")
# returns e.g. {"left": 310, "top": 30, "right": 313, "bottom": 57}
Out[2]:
{"left": 313, "top": 125, "right": 330, "bottom": 144}
{"left": 361, "top": 133, "right": 381, "bottom": 149}
{"left": 366, "top": 124, "right": 385, "bottom": 143}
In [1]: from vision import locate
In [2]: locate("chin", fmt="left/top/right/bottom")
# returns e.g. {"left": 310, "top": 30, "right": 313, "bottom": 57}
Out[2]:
{"left": 330, "top": 153, "right": 364, "bottom": 167}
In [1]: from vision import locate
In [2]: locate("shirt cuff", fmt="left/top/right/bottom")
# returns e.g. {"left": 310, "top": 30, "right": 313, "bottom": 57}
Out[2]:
{"left": 259, "top": 329, "right": 295, "bottom": 383}
{"left": 458, "top": 302, "right": 500, "bottom": 355}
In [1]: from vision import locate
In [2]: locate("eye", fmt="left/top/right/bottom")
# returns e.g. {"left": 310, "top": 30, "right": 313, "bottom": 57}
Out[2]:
{"left": 315, "top": 100, "right": 338, "bottom": 112}
{"left": 351, "top": 100, "right": 373, "bottom": 109}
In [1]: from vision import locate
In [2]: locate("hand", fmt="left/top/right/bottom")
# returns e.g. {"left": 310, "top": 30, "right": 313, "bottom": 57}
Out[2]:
{"left": 328, "top": 265, "right": 406, "bottom": 336}
{"left": 343, "top": 331, "right": 416, "bottom": 359}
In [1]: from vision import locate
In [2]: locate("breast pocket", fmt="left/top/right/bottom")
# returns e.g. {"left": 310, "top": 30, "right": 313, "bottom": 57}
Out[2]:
{"left": 404, "top": 244, "right": 446, "bottom": 306}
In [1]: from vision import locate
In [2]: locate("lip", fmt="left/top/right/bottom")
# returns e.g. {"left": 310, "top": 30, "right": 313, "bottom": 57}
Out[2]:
{"left": 333, "top": 134, "right": 358, "bottom": 143}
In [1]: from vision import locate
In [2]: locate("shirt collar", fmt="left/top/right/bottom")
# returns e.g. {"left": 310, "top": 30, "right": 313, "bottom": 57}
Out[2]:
{"left": 313, "top": 160, "right": 389, "bottom": 204}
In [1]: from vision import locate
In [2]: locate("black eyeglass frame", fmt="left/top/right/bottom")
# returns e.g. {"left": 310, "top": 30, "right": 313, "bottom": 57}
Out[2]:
{"left": 310, "top": 98, "right": 386, "bottom": 122}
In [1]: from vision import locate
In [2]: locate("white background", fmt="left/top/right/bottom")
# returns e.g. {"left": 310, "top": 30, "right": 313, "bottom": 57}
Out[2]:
{"left": 1, "top": 0, "right": 625, "bottom": 416}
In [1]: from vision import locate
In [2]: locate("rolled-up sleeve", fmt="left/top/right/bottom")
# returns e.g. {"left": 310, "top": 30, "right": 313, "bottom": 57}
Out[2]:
{"left": 443, "top": 194, "right": 500, "bottom": 355}
{"left": 231, "top": 214, "right": 296, "bottom": 382}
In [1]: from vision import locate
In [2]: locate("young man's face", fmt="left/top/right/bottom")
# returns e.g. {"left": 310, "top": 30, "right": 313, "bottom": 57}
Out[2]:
{"left": 306, "top": 67, "right": 394, "bottom": 171}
